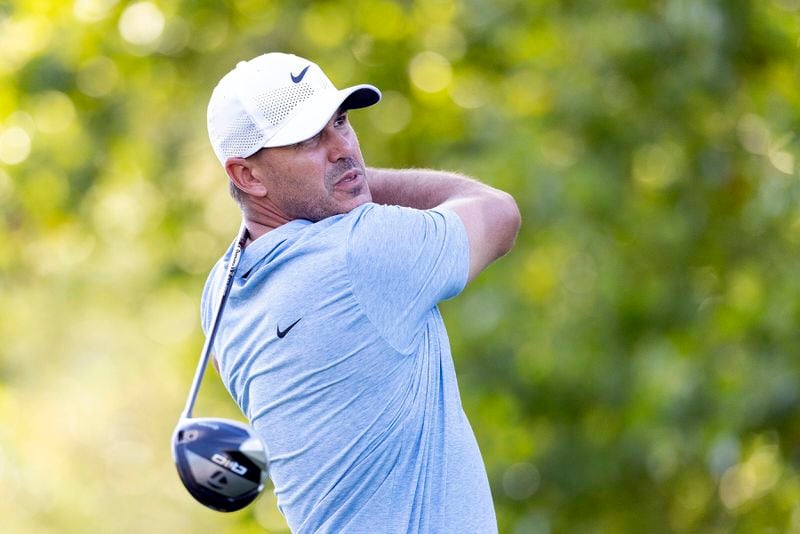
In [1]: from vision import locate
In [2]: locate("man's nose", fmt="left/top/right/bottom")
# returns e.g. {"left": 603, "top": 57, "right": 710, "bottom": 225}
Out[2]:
{"left": 326, "top": 128, "right": 352, "bottom": 162}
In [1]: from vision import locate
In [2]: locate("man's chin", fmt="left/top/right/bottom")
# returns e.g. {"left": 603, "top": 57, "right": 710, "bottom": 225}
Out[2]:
{"left": 307, "top": 195, "right": 369, "bottom": 222}
{"left": 336, "top": 187, "right": 372, "bottom": 211}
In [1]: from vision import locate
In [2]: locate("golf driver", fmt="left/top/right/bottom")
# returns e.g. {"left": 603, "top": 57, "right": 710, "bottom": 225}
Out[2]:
{"left": 172, "top": 222, "right": 268, "bottom": 512}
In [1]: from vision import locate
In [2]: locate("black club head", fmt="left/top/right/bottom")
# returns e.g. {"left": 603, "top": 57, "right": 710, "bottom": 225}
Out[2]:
{"left": 172, "top": 417, "right": 268, "bottom": 512}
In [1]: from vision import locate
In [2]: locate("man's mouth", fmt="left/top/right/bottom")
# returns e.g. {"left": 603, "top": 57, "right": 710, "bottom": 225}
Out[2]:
{"left": 335, "top": 169, "right": 360, "bottom": 185}
{"left": 333, "top": 169, "right": 364, "bottom": 192}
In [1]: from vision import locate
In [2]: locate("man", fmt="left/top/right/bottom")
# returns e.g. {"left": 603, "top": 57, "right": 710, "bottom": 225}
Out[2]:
{"left": 202, "top": 52, "right": 520, "bottom": 533}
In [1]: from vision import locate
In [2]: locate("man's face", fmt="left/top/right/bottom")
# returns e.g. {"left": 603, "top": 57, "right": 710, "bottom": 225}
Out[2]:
{"left": 249, "top": 109, "right": 371, "bottom": 222}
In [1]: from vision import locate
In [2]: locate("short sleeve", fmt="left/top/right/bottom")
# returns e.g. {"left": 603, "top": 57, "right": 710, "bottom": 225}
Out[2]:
{"left": 346, "top": 203, "right": 470, "bottom": 354}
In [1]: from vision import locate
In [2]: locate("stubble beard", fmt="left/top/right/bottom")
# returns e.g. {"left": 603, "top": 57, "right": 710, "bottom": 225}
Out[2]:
{"left": 288, "top": 157, "right": 368, "bottom": 222}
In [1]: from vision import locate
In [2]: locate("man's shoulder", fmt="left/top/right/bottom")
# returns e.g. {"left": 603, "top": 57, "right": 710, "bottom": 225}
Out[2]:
{"left": 342, "top": 202, "right": 463, "bottom": 240}
{"left": 341, "top": 202, "right": 453, "bottom": 229}
{"left": 343, "top": 202, "right": 467, "bottom": 269}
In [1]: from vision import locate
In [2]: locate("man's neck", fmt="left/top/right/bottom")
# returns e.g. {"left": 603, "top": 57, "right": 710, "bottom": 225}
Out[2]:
{"left": 241, "top": 197, "right": 291, "bottom": 243}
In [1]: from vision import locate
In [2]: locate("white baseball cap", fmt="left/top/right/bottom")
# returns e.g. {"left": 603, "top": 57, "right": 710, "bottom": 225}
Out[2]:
{"left": 207, "top": 52, "right": 381, "bottom": 165}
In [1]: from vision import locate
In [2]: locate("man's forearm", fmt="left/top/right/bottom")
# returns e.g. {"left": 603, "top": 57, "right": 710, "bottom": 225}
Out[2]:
{"left": 367, "top": 167, "right": 499, "bottom": 209}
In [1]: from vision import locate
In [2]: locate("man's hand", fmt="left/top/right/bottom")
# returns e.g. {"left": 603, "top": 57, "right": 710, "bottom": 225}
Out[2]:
{"left": 367, "top": 168, "right": 520, "bottom": 282}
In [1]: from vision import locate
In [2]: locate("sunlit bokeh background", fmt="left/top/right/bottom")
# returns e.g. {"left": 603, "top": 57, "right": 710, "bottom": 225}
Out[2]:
{"left": 2, "top": 0, "right": 800, "bottom": 532}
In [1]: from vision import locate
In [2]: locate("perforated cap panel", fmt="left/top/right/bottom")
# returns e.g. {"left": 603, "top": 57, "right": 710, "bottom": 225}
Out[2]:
{"left": 214, "top": 113, "right": 262, "bottom": 164}
{"left": 256, "top": 83, "right": 315, "bottom": 127}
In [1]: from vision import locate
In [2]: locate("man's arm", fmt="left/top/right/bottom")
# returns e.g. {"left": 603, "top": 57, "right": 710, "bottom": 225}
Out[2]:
{"left": 367, "top": 168, "right": 521, "bottom": 283}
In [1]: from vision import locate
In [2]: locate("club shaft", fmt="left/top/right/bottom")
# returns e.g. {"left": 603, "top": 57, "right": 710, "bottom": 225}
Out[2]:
{"left": 181, "top": 222, "right": 249, "bottom": 419}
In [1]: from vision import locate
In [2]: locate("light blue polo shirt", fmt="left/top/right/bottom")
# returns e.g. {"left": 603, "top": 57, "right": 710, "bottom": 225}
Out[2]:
{"left": 201, "top": 203, "right": 496, "bottom": 533}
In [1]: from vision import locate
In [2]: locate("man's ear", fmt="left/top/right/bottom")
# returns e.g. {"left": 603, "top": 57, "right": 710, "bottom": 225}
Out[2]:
{"left": 225, "top": 157, "right": 268, "bottom": 197}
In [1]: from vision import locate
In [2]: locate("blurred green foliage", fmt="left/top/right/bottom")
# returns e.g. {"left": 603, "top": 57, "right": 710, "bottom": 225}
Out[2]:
{"left": 1, "top": 0, "right": 800, "bottom": 532}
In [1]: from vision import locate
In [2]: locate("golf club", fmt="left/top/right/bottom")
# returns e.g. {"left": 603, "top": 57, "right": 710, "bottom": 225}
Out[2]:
{"left": 172, "top": 222, "right": 268, "bottom": 512}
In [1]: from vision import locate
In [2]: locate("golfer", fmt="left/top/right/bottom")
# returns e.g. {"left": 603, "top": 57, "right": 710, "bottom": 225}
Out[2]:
{"left": 202, "top": 52, "right": 520, "bottom": 533}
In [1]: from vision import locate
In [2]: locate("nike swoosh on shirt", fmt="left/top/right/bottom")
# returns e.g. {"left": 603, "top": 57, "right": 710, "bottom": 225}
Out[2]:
{"left": 277, "top": 318, "right": 302, "bottom": 338}
{"left": 290, "top": 66, "right": 310, "bottom": 83}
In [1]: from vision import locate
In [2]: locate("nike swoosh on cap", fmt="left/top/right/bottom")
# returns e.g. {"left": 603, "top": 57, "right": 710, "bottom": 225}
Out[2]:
{"left": 290, "top": 66, "right": 310, "bottom": 83}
